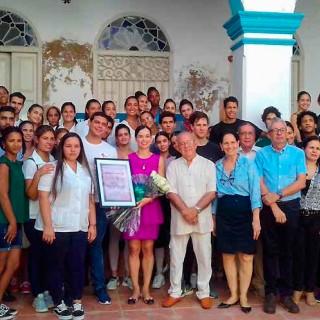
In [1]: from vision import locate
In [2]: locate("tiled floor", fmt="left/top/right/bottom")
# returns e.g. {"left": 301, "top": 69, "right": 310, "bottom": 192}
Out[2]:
{"left": 12, "top": 280, "right": 320, "bottom": 319}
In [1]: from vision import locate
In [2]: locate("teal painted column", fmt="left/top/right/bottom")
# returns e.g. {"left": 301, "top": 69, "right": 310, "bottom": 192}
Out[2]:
{"left": 224, "top": 2, "right": 303, "bottom": 126}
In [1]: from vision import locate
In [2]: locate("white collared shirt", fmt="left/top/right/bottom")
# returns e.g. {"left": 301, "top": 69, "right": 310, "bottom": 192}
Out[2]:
{"left": 166, "top": 154, "right": 216, "bottom": 235}
{"left": 35, "top": 162, "right": 92, "bottom": 232}
{"left": 75, "top": 119, "right": 89, "bottom": 137}
{"left": 239, "top": 145, "right": 261, "bottom": 160}
{"left": 22, "top": 150, "right": 55, "bottom": 219}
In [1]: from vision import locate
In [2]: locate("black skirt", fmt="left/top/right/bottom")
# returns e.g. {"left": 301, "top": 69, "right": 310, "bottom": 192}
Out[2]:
{"left": 216, "top": 195, "right": 256, "bottom": 254}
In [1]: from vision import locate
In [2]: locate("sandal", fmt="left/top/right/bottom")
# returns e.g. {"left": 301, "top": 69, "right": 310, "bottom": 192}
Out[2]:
{"left": 143, "top": 297, "right": 155, "bottom": 305}
{"left": 128, "top": 296, "right": 140, "bottom": 304}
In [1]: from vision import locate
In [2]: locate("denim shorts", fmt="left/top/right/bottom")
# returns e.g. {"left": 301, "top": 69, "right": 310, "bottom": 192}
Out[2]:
{"left": 0, "top": 223, "right": 22, "bottom": 252}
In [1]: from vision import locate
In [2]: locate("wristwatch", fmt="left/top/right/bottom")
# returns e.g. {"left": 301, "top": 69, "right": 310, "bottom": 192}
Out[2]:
{"left": 195, "top": 206, "right": 202, "bottom": 214}
{"left": 277, "top": 191, "right": 284, "bottom": 200}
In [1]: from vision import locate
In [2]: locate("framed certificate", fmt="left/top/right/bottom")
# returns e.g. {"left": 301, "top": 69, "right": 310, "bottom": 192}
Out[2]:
{"left": 95, "top": 158, "right": 136, "bottom": 207}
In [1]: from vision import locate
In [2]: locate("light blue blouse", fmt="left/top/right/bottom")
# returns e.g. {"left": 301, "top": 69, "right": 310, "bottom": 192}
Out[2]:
{"left": 213, "top": 154, "right": 261, "bottom": 213}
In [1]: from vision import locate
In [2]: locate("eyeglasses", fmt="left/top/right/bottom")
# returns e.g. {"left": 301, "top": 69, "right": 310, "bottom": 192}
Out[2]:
{"left": 269, "top": 128, "right": 286, "bottom": 134}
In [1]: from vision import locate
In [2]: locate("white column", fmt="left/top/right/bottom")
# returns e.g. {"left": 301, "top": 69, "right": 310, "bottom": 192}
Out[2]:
{"left": 225, "top": 1, "right": 303, "bottom": 128}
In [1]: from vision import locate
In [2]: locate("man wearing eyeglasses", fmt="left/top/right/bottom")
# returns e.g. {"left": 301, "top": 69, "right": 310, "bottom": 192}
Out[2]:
{"left": 255, "top": 118, "right": 306, "bottom": 315}
{"left": 238, "top": 122, "right": 261, "bottom": 160}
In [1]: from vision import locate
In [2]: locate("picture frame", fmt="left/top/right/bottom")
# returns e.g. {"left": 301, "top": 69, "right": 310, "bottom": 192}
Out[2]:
{"left": 95, "top": 158, "right": 136, "bottom": 208}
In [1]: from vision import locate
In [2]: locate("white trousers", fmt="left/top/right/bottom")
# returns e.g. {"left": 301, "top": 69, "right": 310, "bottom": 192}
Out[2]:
{"left": 168, "top": 232, "right": 212, "bottom": 299}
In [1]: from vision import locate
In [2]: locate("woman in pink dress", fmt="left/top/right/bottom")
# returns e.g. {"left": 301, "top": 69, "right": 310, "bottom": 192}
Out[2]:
{"left": 124, "top": 125, "right": 164, "bottom": 305}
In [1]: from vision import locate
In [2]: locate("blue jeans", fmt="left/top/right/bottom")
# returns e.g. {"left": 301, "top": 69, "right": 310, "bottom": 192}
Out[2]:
{"left": 89, "top": 204, "right": 109, "bottom": 293}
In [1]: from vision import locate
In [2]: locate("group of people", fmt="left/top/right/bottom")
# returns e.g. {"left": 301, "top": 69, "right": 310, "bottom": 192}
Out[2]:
{"left": 0, "top": 84, "right": 319, "bottom": 320}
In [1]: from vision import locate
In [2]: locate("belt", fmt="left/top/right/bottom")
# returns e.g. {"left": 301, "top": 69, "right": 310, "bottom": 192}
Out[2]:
{"left": 300, "top": 209, "right": 320, "bottom": 217}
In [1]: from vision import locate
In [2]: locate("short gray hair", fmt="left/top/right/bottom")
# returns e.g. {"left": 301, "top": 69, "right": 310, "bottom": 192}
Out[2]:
{"left": 268, "top": 117, "right": 287, "bottom": 132}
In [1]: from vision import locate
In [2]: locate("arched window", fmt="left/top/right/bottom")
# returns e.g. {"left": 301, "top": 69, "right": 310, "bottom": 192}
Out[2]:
{"left": 0, "top": 9, "right": 40, "bottom": 118}
{"left": 98, "top": 16, "right": 170, "bottom": 52}
{"left": 0, "top": 10, "right": 38, "bottom": 46}
{"left": 95, "top": 16, "right": 171, "bottom": 113}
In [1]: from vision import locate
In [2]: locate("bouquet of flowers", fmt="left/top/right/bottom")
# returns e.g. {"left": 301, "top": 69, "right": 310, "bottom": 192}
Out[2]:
{"left": 107, "top": 171, "right": 170, "bottom": 236}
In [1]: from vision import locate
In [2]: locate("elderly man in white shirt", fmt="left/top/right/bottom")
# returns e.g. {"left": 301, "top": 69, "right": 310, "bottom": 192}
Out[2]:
{"left": 162, "top": 132, "right": 216, "bottom": 310}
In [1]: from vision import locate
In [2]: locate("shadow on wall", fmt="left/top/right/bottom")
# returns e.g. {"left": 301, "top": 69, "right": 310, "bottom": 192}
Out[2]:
{"left": 174, "top": 64, "right": 229, "bottom": 124}
{"left": 42, "top": 38, "right": 93, "bottom": 109}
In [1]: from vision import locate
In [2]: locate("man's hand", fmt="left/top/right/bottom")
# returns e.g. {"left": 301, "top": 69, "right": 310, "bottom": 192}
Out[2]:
{"left": 181, "top": 207, "right": 198, "bottom": 225}
{"left": 262, "top": 192, "right": 280, "bottom": 206}
{"left": 271, "top": 206, "right": 287, "bottom": 224}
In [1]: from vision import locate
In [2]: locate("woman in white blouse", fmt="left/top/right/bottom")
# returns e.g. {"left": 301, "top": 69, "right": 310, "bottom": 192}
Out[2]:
{"left": 37, "top": 132, "right": 96, "bottom": 320}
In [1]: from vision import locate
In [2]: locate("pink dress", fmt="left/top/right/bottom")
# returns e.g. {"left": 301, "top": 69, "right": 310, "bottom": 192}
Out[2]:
{"left": 123, "top": 153, "right": 164, "bottom": 240}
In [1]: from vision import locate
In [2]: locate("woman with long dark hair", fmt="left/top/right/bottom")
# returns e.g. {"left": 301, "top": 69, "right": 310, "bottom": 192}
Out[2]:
{"left": 38, "top": 132, "right": 96, "bottom": 320}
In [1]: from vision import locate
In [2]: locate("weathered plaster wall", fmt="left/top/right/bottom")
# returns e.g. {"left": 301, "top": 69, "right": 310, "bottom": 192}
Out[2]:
{"left": 1, "top": 0, "right": 231, "bottom": 119}
{"left": 42, "top": 38, "right": 92, "bottom": 109}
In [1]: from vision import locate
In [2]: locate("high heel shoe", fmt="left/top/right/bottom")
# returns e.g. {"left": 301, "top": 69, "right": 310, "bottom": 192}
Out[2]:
{"left": 217, "top": 300, "right": 239, "bottom": 308}
{"left": 240, "top": 305, "right": 252, "bottom": 313}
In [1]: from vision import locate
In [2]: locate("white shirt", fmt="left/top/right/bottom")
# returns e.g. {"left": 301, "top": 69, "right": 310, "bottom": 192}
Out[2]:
{"left": 22, "top": 150, "right": 55, "bottom": 219}
{"left": 120, "top": 120, "right": 138, "bottom": 151}
{"left": 82, "top": 136, "right": 117, "bottom": 202}
{"left": 35, "top": 162, "right": 92, "bottom": 232}
{"left": 75, "top": 119, "right": 89, "bottom": 137}
{"left": 166, "top": 155, "right": 216, "bottom": 235}
{"left": 57, "top": 123, "right": 76, "bottom": 132}
{"left": 239, "top": 145, "right": 261, "bottom": 160}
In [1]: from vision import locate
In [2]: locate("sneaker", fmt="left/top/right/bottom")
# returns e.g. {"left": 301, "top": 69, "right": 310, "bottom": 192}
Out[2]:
{"left": 96, "top": 288, "right": 111, "bottom": 305}
{"left": 53, "top": 301, "right": 72, "bottom": 320}
{"left": 190, "top": 273, "right": 197, "bottom": 289}
{"left": 107, "top": 277, "right": 119, "bottom": 290}
{"left": 72, "top": 303, "right": 84, "bottom": 320}
{"left": 0, "top": 304, "right": 14, "bottom": 320}
{"left": 20, "top": 281, "right": 31, "bottom": 294}
{"left": 122, "top": 277, "right": 133, "bottom": 290}
{"left": 152, "top": 273, "right": 165, "bottom": 289}
{"left": 33, "top": 293, "right": 48, "bottom": 313}
{"left": 44, "top": 291, "right": 54, "bottom": 308}
{"left": 181, "top": 283, "right": 193, "bottom": 297}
